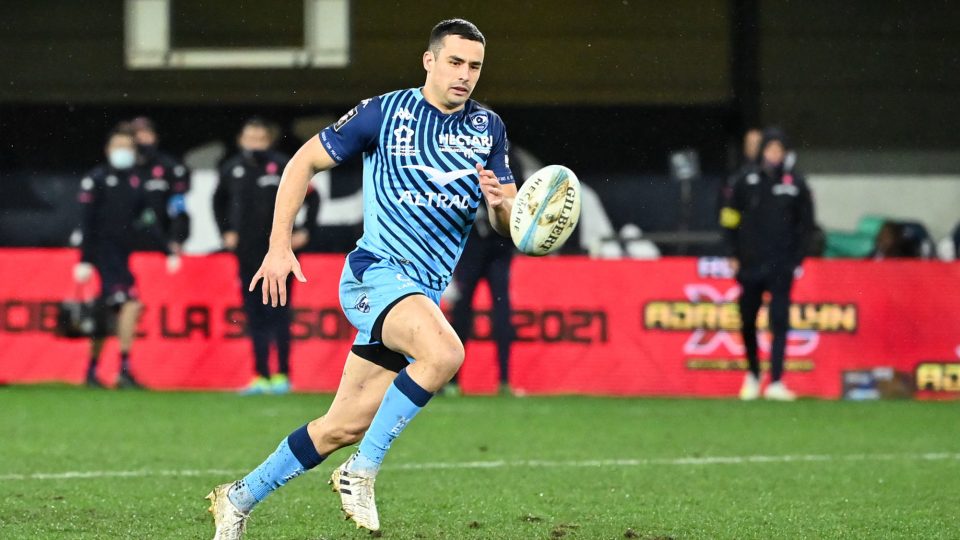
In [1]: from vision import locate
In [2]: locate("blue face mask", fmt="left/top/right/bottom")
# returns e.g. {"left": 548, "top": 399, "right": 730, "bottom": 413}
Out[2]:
{"left": 108, "top": 148, "right": 136, "bottom": 170}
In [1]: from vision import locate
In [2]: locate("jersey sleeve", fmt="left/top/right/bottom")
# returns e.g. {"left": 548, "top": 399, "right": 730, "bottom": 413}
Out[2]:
{"left": 77, "top": 171, "right": 101, "bottom": 263}
{"left": 485, "top": 114, "right": 515, "bottom": 185}
{"left": 719, "top": 174, "right": 745, "bottom": 259}
{"left": 319, "top": 97, "right": 383, "bottom": 163}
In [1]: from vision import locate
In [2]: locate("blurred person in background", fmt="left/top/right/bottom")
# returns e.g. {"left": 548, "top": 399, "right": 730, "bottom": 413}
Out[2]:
{"left": 741, "top": 128, "right": 763, "bottom": 165}
{"left": 871, "top": 221, "right": 908, "bottom": 259}
{"left": 445, "top": 202, "right": 515, "bottom": 396}
{"left": 214, "top": 118, "right": 319, "bottom": 395}
{"left": 719, "top": 128, "right": 763, "bottom": 216}
{"left": 75, "top": 124, "right": 178, "bottom": 388}
{"left": 720, "top": 127, "right": 814, "bottom": 401}
{"left": 129, "top": 116, "right": 191, "bottom": 260}
{"left": 444, "top": 145, "right": 529, "bottom": 396}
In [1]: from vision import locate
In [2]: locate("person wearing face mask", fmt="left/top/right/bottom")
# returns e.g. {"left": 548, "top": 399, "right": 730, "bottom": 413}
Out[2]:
{"left": 129, "top": 116, "right": 191, "bottom": 267}
{"left": 720, "top": 127, "right": 815, "bottom": 401}
{"left": 75, "top": 125, "right": 174, "bottom": 389}
{"left": 214, "top": 118, "right": 319, "bottom": 395}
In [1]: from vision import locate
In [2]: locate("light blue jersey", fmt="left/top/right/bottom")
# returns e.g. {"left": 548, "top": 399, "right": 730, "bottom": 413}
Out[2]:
{"left": 320, "top": 88, "right": 514, "bottom": 290}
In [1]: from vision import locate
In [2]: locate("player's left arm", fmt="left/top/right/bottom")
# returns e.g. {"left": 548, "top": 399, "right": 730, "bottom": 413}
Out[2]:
{"left": 793, "top": 176, "right": 816, "bottom": 267}
{"left": 480, "top": 116, "right": 517, "bottom": 237}
{"left": 166, "top": 158, "right": 191, "bottom": 252}
{"left": 477, "top": 163, "right": 516, "bottom": 237}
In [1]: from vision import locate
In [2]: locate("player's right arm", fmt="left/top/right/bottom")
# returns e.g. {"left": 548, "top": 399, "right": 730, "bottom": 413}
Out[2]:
{"left": 251, "top": 96, "right": 384, "bottom": 307}
{"left": 74, "top": 172, "right": 101, "bottom": 283}
{"left": 719, "top": 173, "right": 745, "bottom": 272}
{"left": 250, "top": 136, "right": 338, "bottom": 307}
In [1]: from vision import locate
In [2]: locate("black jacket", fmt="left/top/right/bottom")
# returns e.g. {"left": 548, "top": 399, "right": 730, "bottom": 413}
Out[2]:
{"left": 135, "top": 148, "right": 191, "bottom": 249}
{"left": 214, "top": 149, "right": 319, "bottom": 268}
{"left": 78, "top": 164, "right": 166, "bottom": 265}
{"left": 720, "top": 165, "right": 814, "bottom": 275}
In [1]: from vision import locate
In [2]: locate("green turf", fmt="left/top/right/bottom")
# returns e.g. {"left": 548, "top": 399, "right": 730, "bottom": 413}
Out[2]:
{"left": 0, "top": 386, "right": 957, "bottom": 539}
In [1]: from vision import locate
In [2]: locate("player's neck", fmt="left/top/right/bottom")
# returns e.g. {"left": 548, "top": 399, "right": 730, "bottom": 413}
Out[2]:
{"left": 420, "top": 86, "right": 464, "bottom": 115}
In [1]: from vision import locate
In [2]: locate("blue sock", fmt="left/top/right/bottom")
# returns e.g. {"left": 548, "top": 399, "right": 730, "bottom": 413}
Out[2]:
{"left": 351, "top": 368, "right": 433, "bottom": 475}
{"left": 227, "top": 424, "right": 324, "bottom": 512}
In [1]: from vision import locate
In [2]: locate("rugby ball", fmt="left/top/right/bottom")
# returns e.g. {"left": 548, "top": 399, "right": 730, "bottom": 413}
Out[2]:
{"left": 510, "top": 164, "right": 581, "bottom": 256}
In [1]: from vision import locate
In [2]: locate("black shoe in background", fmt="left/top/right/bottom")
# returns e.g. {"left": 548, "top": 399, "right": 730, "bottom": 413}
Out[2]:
{"left": 116, "top": 371, "right": 144, "bottom": 390}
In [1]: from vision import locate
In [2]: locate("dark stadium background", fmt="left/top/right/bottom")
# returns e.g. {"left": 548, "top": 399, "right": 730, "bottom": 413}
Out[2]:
{"left": 3, "top": 0, "right": 956, "bottom": 251}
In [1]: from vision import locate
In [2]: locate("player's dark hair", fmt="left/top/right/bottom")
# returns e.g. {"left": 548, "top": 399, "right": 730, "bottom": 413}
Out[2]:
{"left": 242, "top": 116, "right": 271, "bottom": 131}
{"left": 428, "top": 19, "right": 485, "bottom": 54}
{"left": 106, "top": 122, "right": 136, "bottom": 143}
{"left": 129, "top": 116, "right": 156, "bottom": 134}
{"left": 241, "top": 117, "right": 281, "bottom": 145}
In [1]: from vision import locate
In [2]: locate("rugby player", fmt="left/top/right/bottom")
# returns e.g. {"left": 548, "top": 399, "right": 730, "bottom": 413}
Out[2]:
{"left": 207, "top": 18, "right": 516, "bottom": 538}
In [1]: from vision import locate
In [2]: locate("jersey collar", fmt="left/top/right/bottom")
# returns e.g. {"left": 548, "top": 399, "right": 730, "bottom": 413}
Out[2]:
{"left": 415, "top": 87, "right": 470, "bottom": 118}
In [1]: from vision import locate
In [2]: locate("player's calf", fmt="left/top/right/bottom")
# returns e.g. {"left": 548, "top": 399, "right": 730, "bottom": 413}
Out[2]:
{"left": 216, "top": 424, "right": 325, "bottom": 516}
{"left": 309, "top": 416, "right": 369, "bottom": 453}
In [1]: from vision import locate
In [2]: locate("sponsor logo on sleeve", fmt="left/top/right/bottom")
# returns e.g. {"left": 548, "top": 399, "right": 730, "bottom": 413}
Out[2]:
{"left": 333, "top": 106, "right": 358, "bottom": 132}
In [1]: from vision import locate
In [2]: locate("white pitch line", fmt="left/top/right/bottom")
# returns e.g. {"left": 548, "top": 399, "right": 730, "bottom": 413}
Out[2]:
{"left": 389, "top": 452, "right": 960, "bottom": 470}
{"left": 1, "top": 453, "right": 958, "bottom": 482}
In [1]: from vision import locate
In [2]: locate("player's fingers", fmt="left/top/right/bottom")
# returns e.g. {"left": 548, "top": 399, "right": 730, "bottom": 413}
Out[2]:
{"left": 476, "top": 163, "right": 495, "bottom": 178}
{"left": 269, "top": 277, "right": 280, "bottom": 307}
{"left": 278, "top": 278, "right": 288, "bottom": 307}
{"left": 248, "top": 268, "right": 264, "bottom": 292}
{"left": 261, "top": 274, "right": 270, "bottom": 305}
{"left": 293, "top": 263, "right": 307, "bottom": 283}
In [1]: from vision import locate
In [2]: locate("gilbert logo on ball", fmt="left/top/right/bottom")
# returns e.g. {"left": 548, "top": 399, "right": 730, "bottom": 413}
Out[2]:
{"left": 510, "top": 165, "right": 582, "bottom": 256}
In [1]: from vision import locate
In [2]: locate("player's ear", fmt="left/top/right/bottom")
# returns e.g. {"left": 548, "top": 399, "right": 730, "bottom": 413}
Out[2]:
{"left": 423, "top": 50, "right": 434, "bottom": 73}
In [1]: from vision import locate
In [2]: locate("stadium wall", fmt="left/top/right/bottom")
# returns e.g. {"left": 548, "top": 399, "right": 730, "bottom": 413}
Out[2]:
{"left": 808, "top": 175, "right": 960, "bottom": 241}
{"left": 2, "top": 249, "right": 958, "bottom": 399}
{"left": 0, "top": 1, "right": 730, "bottom": 106}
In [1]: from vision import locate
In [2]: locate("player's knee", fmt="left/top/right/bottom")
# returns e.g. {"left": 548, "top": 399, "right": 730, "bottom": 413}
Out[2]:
{"left": 426, "top": 339, "right": 465, "bottom": 374}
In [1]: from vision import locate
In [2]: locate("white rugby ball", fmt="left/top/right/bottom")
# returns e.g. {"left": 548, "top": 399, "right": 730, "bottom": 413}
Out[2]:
{"left": 510, "top": 164, "right": 582, "bottom": 256}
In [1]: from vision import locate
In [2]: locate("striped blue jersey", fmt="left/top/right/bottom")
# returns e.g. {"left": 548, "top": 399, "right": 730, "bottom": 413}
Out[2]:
{"left": 319, "top": 88, "right": 514, "bottom": 289}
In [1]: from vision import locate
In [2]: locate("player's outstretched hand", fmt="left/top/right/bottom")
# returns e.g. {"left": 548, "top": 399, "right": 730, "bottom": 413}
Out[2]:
{"left": 477, "top": 163, "right": 502, "bottom": 208}
{"left": 249, "top": 247, "right": 307, "bottom": 307}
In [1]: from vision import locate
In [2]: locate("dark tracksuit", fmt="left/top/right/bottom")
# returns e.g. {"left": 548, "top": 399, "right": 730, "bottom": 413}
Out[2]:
{"left": 449, "top": 201, "right": 515, "bottom": 386}
{"left": 132, "top": 147, "right": 191, "bottom": 251}
{"left": 214, "top": 150, "right": 319, "bottom": 379}
{"left": 721, "top": 154, "right": 814, "bottom": 382}
{"left": 78, "top": 164, "right": 164, "bottom": 305}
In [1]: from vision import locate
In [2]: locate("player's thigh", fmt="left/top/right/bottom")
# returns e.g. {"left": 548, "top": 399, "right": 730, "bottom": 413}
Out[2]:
{"left": 380, "top": 293, "right": 463, "bottom": 363}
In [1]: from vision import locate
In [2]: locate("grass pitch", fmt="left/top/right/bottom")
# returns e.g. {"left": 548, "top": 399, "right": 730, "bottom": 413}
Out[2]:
{"left": 1, "top": 386, "right": 957, "bottom": 539}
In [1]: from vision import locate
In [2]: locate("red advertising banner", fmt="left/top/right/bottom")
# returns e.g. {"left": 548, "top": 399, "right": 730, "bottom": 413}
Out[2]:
{"left": 1, "top": 249, "right": 959, "bottom": 398}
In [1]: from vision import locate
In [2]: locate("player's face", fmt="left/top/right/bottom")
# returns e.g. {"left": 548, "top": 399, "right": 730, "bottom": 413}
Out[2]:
{"left": 105, "top": 134, "right": 136, "bottom": 156}
{"left": 239, "top": 126, "right": 271, "bottom": 151}
{"left": 763, "top": 140, "right": 785, "bottom": 167}
{"left": 743, "top": 130, "right": 762, "bottom": 161}
{"left": 423, "top": 35, "right": 484, "bottom": 112}
{"left": 134, "top": 128, "right": 157, "bottom": 146}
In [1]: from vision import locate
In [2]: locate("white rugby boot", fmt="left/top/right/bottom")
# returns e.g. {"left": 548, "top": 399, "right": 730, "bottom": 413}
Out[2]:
{"left": 206, "top": 482, "right": 249, "bottom": 539}
{"left": 764, "top": 381, "right": 797, "bottom": 401}
{"left": 330, "top": 457, "right": 380, "bottom": 531}
{"left": 739, "top": 372, "right": 761, "bottom": 401}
